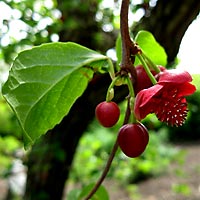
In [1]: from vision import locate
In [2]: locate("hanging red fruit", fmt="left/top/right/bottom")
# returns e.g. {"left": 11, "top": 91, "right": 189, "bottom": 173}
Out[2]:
{"left": 95, "top": 101, "right": 120, "bottom": 127}
{"left": 117, "top": 123, "right": 149, "bottom": 158}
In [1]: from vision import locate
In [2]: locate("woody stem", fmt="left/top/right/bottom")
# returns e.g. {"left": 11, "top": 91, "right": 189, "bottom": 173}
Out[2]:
{"left": 120, "top": 0, "right": 137, "bottom": 82}
{"left": 83, "top": 1, "right": 134, "bottom": 199}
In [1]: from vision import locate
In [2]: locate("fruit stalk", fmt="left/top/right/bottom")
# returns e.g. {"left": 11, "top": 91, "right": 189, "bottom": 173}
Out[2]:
{"left": 84, "top": 99, "right": 131, "bottom": 200}
{"left": 84, "top": 0, "right": 135, "bottom": 198}
{"left": 136, "top": 53, "right": 157, "bottom": 85}
{"left": 83, "top": 138, "right": 118, "bottom": 200}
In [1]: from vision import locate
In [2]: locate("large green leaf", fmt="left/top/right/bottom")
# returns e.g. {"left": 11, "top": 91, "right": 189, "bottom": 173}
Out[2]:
{"left": 2, "top": 42, "right": 110, "bottom": 148}
{"left": 135, "top": 30, "right": 167, "bottom": 66}
{"left": 115, "top": 30, "right": 167, "bottom": 67}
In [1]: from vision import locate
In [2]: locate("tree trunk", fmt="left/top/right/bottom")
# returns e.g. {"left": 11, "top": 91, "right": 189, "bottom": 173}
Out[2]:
{"left": 24, "top": 0, "right": 200, "bottom": 199}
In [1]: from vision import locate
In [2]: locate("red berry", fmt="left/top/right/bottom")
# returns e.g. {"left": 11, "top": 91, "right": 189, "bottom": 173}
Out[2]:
{"left": 134, "top": 65, "right": 165, "bottom": 94}
{"left": 95, "top": 101, "right": 120, "bottom": 127}
{"left": 117, "top": 123, "right": 149, "bottom": 158}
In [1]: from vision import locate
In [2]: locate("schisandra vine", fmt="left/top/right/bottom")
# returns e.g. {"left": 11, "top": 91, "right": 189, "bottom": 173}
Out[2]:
{"left": 83, "top": 0, "right": 196, "bottom": 199}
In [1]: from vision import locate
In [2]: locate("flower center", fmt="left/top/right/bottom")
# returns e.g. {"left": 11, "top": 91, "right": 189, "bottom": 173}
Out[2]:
{"left": 155, "top": 89, "right": 188, "bottom": 126}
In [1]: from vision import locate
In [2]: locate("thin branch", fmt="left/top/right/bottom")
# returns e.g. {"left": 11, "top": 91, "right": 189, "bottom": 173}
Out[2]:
{"left": 83, "top": 1, "right": 135, "bottom": 199}
{"left": 83, "top": 99, "right": 131, "bottom": 200}
{"left": 83, "top": 138, "right": 119, "bottom": 200}
{"left": 120, "top": 0, "right": 137, "bottom": 83}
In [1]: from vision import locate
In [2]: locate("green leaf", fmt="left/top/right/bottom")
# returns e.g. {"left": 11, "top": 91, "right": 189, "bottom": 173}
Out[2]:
{"left": 66, "top": 189, "right": 81, "bottom": 200}
{"left": 2, "top": 42, "right": 110, "bottom": 148}
{"left": 78, "top": 183, "right": 109, "bottom": 200}
{"left": 135, "top": 30, "right": 167, "bottom": 66}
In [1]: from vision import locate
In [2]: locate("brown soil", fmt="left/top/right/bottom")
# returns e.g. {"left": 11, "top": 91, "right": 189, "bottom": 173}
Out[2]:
{"left": 0, "top": 180, "right": 7, "bottom": 200}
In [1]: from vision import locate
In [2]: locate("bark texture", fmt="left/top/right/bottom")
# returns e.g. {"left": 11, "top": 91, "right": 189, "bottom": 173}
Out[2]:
{"left": 24, "top": 0, "right": 200, "bottom": 199}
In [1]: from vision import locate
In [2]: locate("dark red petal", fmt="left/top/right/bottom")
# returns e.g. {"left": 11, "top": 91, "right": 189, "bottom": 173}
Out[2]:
{"left": 176, "top": 82, "right": 196, "bottom": 96}
{"left": 134, "top": 84, "right": 163, "bottom": 120}
{"left": 134, "top": 65, "right": 166, "bottom": 94}
{"left": 135, "top": 84, "right": 163, "bottom": 107}
{"left": 158, "top": 82, "right": 196, "bottom": 97}
{"left": 158, "top": 69, "right": 193, "bottom": 84}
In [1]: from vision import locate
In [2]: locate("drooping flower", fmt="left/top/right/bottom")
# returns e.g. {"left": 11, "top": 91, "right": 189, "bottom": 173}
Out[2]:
{"left": 134, "top": 65, "right": 166, "bottom": 94}
{"left": 134, "top": 69, "right": 196, "bottom": 126}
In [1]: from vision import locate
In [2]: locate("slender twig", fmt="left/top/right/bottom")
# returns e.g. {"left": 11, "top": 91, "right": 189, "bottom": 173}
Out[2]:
{"left": 124, "top": 96, "right": 131, "bottom": 124}
{"left": 126, "top": 77, "right": 136, "bottom": 123}
{"left": 83, "top": 138, "right": 119, "bottom": 200}
{"left": 83, "top": 99, "right": 131, "bottom": 200}
{"left": 83, "top": 1, "right": 135, "bottom": 199}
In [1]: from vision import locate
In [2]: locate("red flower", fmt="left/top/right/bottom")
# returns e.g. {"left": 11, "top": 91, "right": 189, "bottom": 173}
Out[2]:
{"left": 134, "top": 69, "right": 196, "bottom": 126}
{"left": 134, "top": 65, "right": 165, "bottom": 94}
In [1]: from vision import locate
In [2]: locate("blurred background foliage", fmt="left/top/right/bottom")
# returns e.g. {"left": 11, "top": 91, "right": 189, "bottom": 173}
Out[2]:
{"left": 0, "top": 0, "right": 200, "bottom": 199}
{"left": 70, "top": 106, "right": 181, "bottom": 187}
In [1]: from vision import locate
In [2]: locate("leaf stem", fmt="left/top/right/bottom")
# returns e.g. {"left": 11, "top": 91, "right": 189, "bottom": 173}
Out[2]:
{"left": 106, "top": 76, "right": 120, "bottom": 102}
{"left": 142, "top": 52, "right": 161, "bottom": 73}
{"left": 126, "top": 77, "right": 136, "bottom": 123}
{"left": 126, "top": 76, "right": 135, "bottom": 99}
{"left": 107, "top": 58, "right": 116, "bottom": 80}
{"left": 137, "top": 53, "right": 157, "bottom": 85}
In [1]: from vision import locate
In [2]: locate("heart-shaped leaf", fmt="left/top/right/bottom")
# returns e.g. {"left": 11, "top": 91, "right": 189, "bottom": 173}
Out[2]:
{"left": 2, "top": 42, "right": 111, "bottom": 148}
{"left": 135, "top": 30, "right": 167, "bottom": 66}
